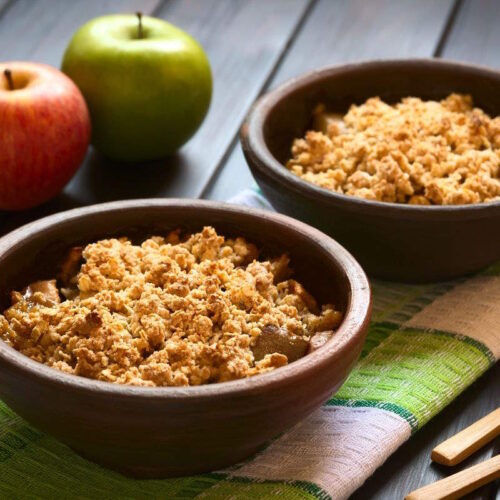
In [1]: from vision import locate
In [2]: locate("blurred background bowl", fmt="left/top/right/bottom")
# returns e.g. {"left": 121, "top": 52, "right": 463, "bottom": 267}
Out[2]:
{"left": 241, "top": 59, "right": 500, "bottom": 282}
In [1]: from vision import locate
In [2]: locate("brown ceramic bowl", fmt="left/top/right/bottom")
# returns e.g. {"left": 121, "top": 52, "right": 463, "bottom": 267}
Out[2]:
{"left": 241, "top": 59, "right": 500, "bottom": 282}
{"left": 0, "top": 199, "right": 370, "bottom": 478}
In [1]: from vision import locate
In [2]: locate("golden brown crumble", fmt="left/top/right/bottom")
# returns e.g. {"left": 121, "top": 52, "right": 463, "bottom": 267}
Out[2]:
{"left": 0, "top": 227, "right": 342, "bottom": 387}
{"left": 287, "top": 94, "right": 500, "bottom": 205}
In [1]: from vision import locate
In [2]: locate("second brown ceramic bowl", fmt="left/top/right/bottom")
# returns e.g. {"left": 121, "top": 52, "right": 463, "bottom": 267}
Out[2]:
{"left": 0, "top": 199, "right": 370, "bottom": 478}
{"left": 241, "top": 59, "right": 500, "bottom": 282}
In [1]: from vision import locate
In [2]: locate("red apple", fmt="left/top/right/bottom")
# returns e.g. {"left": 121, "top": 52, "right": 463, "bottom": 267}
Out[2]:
{"left": 0, "top": 62, "right": 90, "bottom": 210}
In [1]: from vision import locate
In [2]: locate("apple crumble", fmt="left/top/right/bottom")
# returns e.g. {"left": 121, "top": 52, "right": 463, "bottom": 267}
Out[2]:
{"left": 0, "top": 227, "right": 342, "bottom": 387}
{"left": 287, "top": 94, "right": 500, "bottom": 205}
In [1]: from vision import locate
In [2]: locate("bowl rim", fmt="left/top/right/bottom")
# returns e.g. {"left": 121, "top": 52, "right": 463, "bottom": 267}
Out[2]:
{"left": 0, "top": 199, "right": 371, "bottom": 400}
{"left": 241, "top": 57, "right": 500, "bottom": 218}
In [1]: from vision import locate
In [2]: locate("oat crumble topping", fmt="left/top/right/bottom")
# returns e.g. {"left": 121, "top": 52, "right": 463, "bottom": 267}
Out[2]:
{"left": 287, "top": 94, "right": 500, "bottom": 205}
{"left": 0, "top": 227, "right": 342, "bottom": 387}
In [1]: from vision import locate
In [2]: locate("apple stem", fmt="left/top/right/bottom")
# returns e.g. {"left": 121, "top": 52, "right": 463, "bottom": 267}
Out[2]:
{"left": 3, "top": 69, "right": 14, "bottom": 90}
{"left": 136, "top": 11, "right": 143, "bottom": 39}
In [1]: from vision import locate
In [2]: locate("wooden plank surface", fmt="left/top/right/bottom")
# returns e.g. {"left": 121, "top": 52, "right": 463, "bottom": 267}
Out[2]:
{"left": 0, "top": 0, "right": 12, "bottom": 18}
{"left": 204, "top": 0, "right": 455, "bottom": 200}
{"left": 0, "top": 0, "right": 162, "bottom": 66}
{"left": 441, "top": 0, "right": 500, "bottom": 67}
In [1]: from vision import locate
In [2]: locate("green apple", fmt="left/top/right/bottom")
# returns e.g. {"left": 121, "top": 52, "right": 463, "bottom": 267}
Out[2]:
{"left": 62, "top": 13, "right": 212, "bottom": 162}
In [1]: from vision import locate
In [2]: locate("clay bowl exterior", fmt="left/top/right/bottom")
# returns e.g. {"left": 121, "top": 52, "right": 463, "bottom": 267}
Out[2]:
{"left": 0, "top": 199, "right": 370, "bottom": 478}
{"left": 241, "top": 59, "right": 500, "bottom": 282}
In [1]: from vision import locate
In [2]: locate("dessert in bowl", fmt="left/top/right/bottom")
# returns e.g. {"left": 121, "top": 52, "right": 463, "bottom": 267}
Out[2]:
{"left": 1, "top": 227, "right": 343, "bottom": 387}
{"left": 241, "top": 59, "right": 500, "bottom": 282}
{"left": 0, "top": 199, "right": 370, "bottom": 477}
{"left": 287, "top": 93, "right": 499, "bottom": 206}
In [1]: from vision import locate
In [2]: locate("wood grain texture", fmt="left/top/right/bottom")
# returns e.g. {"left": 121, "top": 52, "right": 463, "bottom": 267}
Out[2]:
{"left": 441, "top": 0, "right": 500, "bottom": 67}
{"left": 0, "top": 0, "right": 13, "bottom": 18}
{"left": 0, "top": 0, "right": 162, "bottom": 66}
{"left": 204, "top": 0, "right": 455, "bottom": 201}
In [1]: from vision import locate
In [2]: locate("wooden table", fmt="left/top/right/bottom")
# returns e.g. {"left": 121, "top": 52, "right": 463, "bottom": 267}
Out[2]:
{"left": 0, "top": 1, "right": 499, "bottom": 497}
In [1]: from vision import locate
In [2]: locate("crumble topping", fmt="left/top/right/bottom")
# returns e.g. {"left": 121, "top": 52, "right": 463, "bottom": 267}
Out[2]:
{"left": 287, "top": 94, "right": 500, "bottom": 205}
{"left": 0, "top": 227, "right": 342, "bottom": 387}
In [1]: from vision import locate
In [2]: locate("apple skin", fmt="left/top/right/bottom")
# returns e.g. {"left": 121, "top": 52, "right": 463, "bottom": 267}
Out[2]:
{"left": 62, "top": 14, "right": 212, "bottom": 162}
{"left": 0, "top": 62, "right": 91, "bottom": 211}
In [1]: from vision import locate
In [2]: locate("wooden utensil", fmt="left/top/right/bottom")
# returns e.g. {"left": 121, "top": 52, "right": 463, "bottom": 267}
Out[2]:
{"left": 432, "top": 408, "right": 500, "bottom": 466}
{"left": 405, "top": 454, "right": 500, "bottom": 500}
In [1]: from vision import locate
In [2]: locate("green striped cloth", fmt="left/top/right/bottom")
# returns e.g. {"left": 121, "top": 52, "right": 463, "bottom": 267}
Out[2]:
{"left": 1, "top": 191, "right": 498, "bottom": 499}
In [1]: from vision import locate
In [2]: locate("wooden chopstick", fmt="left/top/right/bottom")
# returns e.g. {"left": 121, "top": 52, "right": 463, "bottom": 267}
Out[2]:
{"left": 405, "top": 454, "right": 500, "bottom": 500}
{"left": 432, "top": 408, "right": 500, "bottom": 466}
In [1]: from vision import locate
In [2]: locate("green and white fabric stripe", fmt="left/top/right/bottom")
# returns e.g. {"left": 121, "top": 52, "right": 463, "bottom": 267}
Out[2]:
{"left": 228, "top": 406, "right": 411, "bottom": 499}
{"left": 0, "top": 189, "right": 498, "bottom": 499}
{"left": 333, "top": 323, "right": 494, "bottom": 432}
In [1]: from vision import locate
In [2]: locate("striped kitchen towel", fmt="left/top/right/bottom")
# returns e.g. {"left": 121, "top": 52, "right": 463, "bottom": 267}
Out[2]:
{"left": 0, "top": 189, "right": 498, "bottom": 499}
